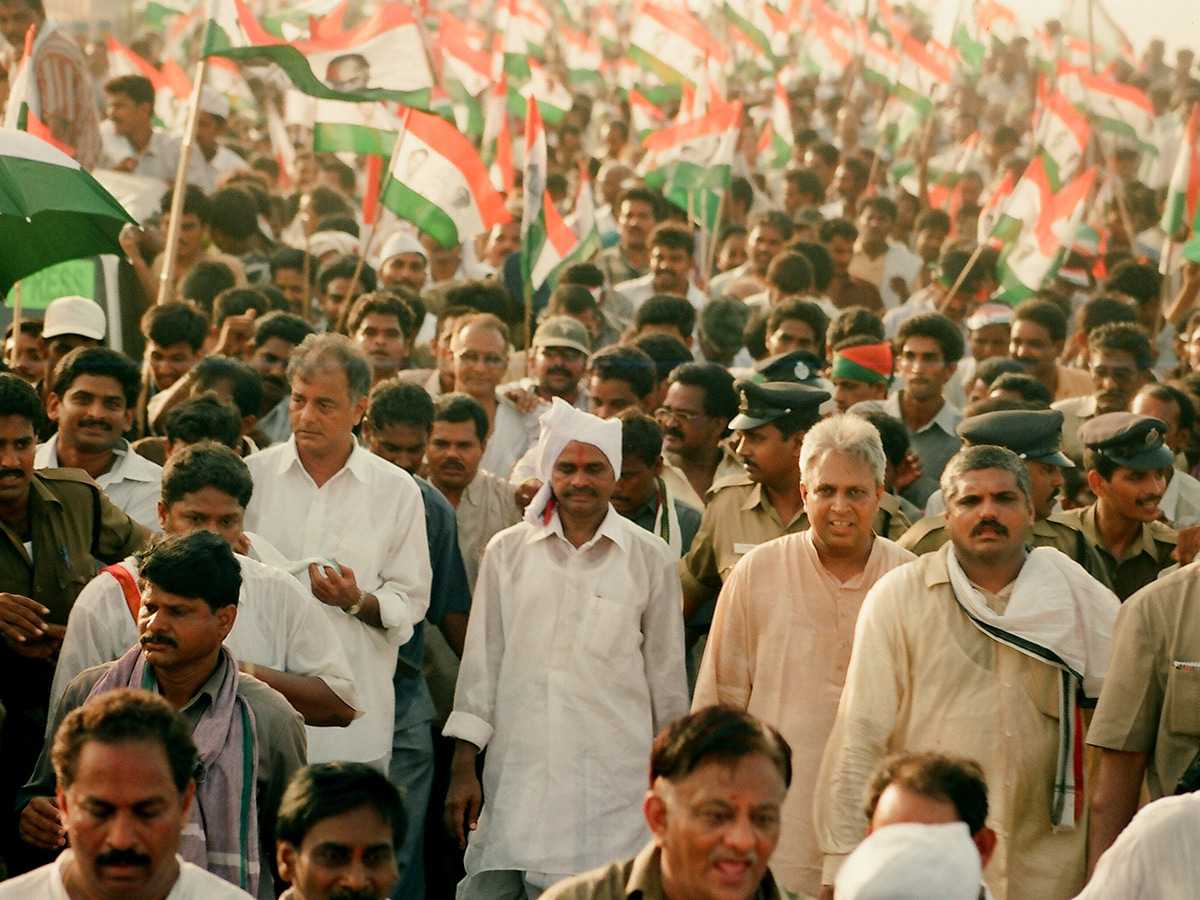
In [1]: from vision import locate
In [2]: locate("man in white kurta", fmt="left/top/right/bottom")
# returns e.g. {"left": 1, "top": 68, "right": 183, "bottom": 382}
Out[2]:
{"left": 244, "top": 335, "right": 430, "bottom": 769}
{"left": 693, "top": 415, "right": 915, "bottom": 896}
{"left": 444, "top": 399, "right": 689, "bottom": 899}
{"left": 814, "top": 445, "right": 1120, "bottom": 900}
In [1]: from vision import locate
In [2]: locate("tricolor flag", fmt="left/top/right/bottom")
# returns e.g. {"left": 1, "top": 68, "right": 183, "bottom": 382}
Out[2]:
{"left": 757, "top": 78, "right": 793, "bottom": 170}
{"left": 1162, "top": 103, "right": 1200, "bottom": 239}
{"left": 263, "top": 99, "right": 294, "bottom": 189}
{"left": 531, "top": 164, "right": 602, "bottom": 290}
{"left": 435, "top": 11, "right": 491, "bottom": 98}
{"left": 642, "top": 100, "right": 742, "bottom": 229}
{"left": 380, "top": 108, "right": 511, "bottom": 248}
{"left": 593, "top": 2, "right": 620, "bottom": 55}
{"left": 989, "top": 157, "right": 1096, "bottom": 302}
{"left": 562, "top": 27, "right": 603, "bottom": 89}
{"left": 628, "top": 2, "right": 727, "bottom": 89}
{"left": 897, "top": 131, "right": 981, "bottom": 210}
{"left": 1057, "top": 62, "right": 1156, "bottom": 158}
{"left": 722, "top": 0, "right": 779, "bottom": 64}
{"left": 311, "top": 95, "right": 405, "bottom": 157}
{"left": 508, "top": 59, "right": 573, "bottom": 126}
{"left": 1033, "top": 80, "right": 1090, "bottom": 189}
{"left": 520, "top": 95, "right": 549, "bottom": 291}
{"left": 798, "top": 0, "right": 854, "bottom": 77}
{"left": 205, "top": 0, "right": 433, "bottom": 106}
{"left": 629, "top": 89, "right": 668, "bottom": 142}
{"left": 1059, "top": 0, "right": 1134, "bottom": 65}
{"left": 857, "top": 24, "right": 901, "bottom": 93}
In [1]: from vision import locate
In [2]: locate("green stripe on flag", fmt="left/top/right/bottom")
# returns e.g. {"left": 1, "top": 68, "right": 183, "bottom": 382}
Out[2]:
{"left": 379, "top": 179, "right": 459, "bottom": 248}
{"left": 313, "top": 122, "right": 396, "bottom": 156}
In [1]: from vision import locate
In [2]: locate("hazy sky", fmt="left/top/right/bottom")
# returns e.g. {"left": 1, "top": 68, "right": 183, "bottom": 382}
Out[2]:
{"left": 977, "top": 0, "right": 1200, "bottom": 57}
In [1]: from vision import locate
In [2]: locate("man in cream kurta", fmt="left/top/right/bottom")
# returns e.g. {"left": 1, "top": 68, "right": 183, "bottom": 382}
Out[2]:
{"left": 814, "top": 444, "right": 1119, "bottom": 900}
{"left": 444, "top": 399, "right": 689, "bottom": 899}
{"left": 693, "top": 415, "right": 914, "bottom": 896}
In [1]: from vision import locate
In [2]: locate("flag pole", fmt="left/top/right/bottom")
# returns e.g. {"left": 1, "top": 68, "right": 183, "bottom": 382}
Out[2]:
{"left": 342, "top": 109, "right": 412, "bottom": 320}
{"left": 10, "top": 281, "right": 21, "bottom": 344}
{"left": 301, "top": 123, "right": 316, "bottom": 323}
{"left": 157, "top": 55, "right": 209, "bottom": 305}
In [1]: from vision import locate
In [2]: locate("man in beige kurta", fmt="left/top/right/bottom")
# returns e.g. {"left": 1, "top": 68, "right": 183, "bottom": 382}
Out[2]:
{"left": 815, "top": 445, "right": 1119, "bottom": 900}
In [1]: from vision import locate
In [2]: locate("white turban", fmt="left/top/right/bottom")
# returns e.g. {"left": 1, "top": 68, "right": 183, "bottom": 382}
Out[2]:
{"left": 524, "top": 397, "right": 622, "bottom": 526}
{"left": 835, "top": 823, "right": 982, "bottom": 900}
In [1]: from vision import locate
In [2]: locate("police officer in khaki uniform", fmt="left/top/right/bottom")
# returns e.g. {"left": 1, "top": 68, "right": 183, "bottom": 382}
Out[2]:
{"left": 1057, "top": 412, "right": 1178, "bottom": 601}
{"left": 0, "top": 374, "right": 147, "bottom": 868}
{"left": 898, "top": 408, "right": 1112, "bottom": 587}
{"left": 681, "top": 381, "right": 910, "bottom": 623}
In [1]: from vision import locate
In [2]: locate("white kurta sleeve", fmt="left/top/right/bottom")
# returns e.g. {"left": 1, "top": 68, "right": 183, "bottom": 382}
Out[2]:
{"left": 371, "top": 477, "right": 432, "bottom": 642}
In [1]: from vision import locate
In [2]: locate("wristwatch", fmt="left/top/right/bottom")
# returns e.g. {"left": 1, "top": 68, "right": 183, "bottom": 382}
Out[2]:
{"left": 345, "top": 591, "right": 365, "bottom": 617}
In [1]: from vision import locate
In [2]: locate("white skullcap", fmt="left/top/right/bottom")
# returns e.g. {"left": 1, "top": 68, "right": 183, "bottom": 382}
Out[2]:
{"left": 307, "top": 229, "right": 360, "bottom": 260}
{"left": 835, "top": 823, "right": 982, "bottom": 900}
{"left": 523, "top": 397, "right": 622, "bottom": 526}
{"left": 199, "top": 86, "right": 231, "bottom": 120}
{"left": 42, "top": 295, "right": 106, "bottom": 340}
{"left": 379, "top": 229, "right": 427, "bottom": 264}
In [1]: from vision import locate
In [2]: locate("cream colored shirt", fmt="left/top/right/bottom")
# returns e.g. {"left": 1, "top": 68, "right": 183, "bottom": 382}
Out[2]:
{"left": 693, "top": 531, "right": 915, "bottom": 896}
{"left": 814, "top": 550, "right": 1090, "bottom": 900}
{"left": 455, "top": 469, "right": 522, "bottom": 590}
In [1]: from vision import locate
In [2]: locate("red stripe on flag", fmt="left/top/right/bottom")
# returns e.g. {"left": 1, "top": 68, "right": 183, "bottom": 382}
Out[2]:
{"left": 362, "top": 155, "right": 382, "bottom": 226}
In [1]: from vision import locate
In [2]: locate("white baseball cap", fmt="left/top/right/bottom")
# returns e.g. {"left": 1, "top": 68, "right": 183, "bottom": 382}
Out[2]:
{"left": 42, "top": 295, "right": 106, "bottom": 341}
{"left": 379, "top": 229, "right": 426, "bottom": 264}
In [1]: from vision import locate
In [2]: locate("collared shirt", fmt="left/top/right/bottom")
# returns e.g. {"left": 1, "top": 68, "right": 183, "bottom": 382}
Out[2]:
{"left": 1161, "top": 469, "right": 1200, "bottom": 529}
{"left": 681, "top": 474, "right": 912, "bottom": 615}
{"left": 695, "top": 531, "right": 915, "bottom": 895}
{"left": 26, "top": 656, "right": 304, "bottom": 900}
{"left": 478, "top": 395, "right": 540, "bottom": 479}
{"left": 5, "top": 20, "right": 102, "bottom": 171}
{"left": 707, "top": 261, "right": 752, "bottom": 300}
{"left": 98, "top": 121, "right": 182, "bottom": 183}
{"left": 35, "top": 435, "right": 162, "bottom": 531}
{"left": 815, "top": 551, "right": 1091, "bottom": 900}
{"left": 454, "top": 469, "right": 522, "bottom": 591}
{"left": 47, "top": 549, "right": 361, "bottom": 724}
{"left": 245, "top": 438, "right": 431, "bottom": 763}
{"left": 897, "top": 513, "right": 1115, "bottom": 589}
{"left": 627, "top": 493, "right": 703, "bottom": 557}
{"left": 597, "top": 245, "right": 648, "bottom": 285}
{"left": 444, "top": 508, "right": 688, "bottom": 878}
{"left": 1051, "top": 394, "right": 1098, "bottom": 463}
{"left": 848, "top": 240, "right": 922, "bottom": 310}
{"left": 190, "top": 143, "right": 247, "bottom": 193}
{"left": 615, "top": 273, "right": 710, "bottom": 314}
{"left": 883, "top": 392, "right": 963, "bottom": 511}
{"left": 1054, "top": 364, "right": 1095, "bottom": 403}
{"left": 540, "top": 841, "right": 787, "bottom": 900}
{"left": 1088, "top": 564, "right": 1200, "bottom": 799}
{"left": 1060, "top": 505, "right": 1177, "bottom": 601}
{"left": 0, "top": 852, "right": 255, "bottom": 899}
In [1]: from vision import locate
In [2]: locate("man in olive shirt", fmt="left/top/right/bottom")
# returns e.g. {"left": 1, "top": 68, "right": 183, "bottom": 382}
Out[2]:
{"left": 899, "top": 408, "right": 1112, "bottom": 587}
{"left": 1058, "top": 413, "right": 1177, "bottom": 601}
{"left": 0, "top": 374, "right": 147, "bottom": 866}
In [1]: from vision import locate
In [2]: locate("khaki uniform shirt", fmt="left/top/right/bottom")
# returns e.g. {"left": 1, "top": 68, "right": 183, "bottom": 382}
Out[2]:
{"left": 679, "top": 474, "right": 911, "bottom": 614}
{"left": 1088, "top": 564, "right": 1200, "bottom": 798}
{"left": 815, "top": 550, "right": 1090, "bottom": 900}
{"left": 897, "top": 513, "right": 1114, "bottom": 589}
{"left": 540, "top": 841, "right": 793, "bottom": 900}
{"left": 694, "top": 531, "right": 915, "bottom": 896}
{"left": 1051, "top": 394, "right": 1097, "bottom": 463}
{"left": 1058, "top": 505, "right": 1177, "bottom": 601}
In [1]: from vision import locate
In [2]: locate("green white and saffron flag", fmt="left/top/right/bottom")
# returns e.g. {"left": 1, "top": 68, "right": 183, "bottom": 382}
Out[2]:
{"left": 722, "top": 0, "right": 778, "bottom": 64}
{"left": 628, "top": 2, "right": 727, "bottom": 90}
{"left": 1162, "top": 102, "right": 1200, "bottom": 238}
{"left": 508, "top": 59, "right": 573, "bottom": 126}
{"left": 757, "top": 78, "right": 793, "bottom": 170}
{"left": 989, "top": 156, "right": 1096, "bottom": 303}
{"left": 798, "top": 0, "right": 854, "bottom": 78}
{"left": 1057, "top": 62, "right": 1156, "bottom": 159}
{"left": 531, "top": 164, "right": 601, "bottom": 290}
{"left": 205, "top": 0, "right": 432, "bottom": 106}
{"left": 520, "top": 94, "right": 549, "bottom": 289}
{"left": 641, "top": 100, "right": 742, "bottom": 230}
{"left": 562, "top": 27, "right": 604, "bottom": 89}
{"left": 310, "top": 94, "right": 405, "bottom": 157}
{"left": 1032, "top": 79, "right": 1090, "bottom": 190}
{"left": 380, "top": 108, "right": 511, "bottom": 249}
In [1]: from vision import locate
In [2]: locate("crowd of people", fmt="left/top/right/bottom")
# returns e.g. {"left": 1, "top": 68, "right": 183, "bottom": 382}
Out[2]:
{"left": 1, "top": 0, "right": 1200, "bottom": 898}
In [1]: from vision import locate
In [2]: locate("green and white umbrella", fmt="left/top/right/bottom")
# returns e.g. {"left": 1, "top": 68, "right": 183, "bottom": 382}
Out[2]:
{"left": 0, "top": 130, "right": 136, "bottom": 298}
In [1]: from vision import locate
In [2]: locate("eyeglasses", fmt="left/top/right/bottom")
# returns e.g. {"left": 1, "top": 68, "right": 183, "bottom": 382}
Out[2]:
{"left": 655, "top": 406, "right": 709, "bottom": 424}
{"left": 455, "top": 351, "right": 507, "bottom": 367}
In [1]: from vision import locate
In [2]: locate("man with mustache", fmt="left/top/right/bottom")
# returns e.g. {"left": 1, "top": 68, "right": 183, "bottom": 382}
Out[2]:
{"left": 1058, "top": 412, "right": 1178, "bottom": 601}
{"left": 276, "top": 762, "right": 407, "bottom": 900}
{"left": 245, "top": 312, "right": 315, "bottom": 448}
{"left": 539, "top": 706, "right": 792, "bottom": 900}
{"left": 18, "top": 531, "right": 306, "bottom": 898}
{"left": 36, "top": 347, "right": 163, "bottom": 530}
{"left": 444, "top": 399, "right": 687, "bottom": 899}
{"left": 898, "top": 408, "right": 1112, "bottom": 587}
{"left": 816, "top": 444, "right": 1120, "bottom": 900}
{"left": 616, "top": 223, "right": 710, "bottom": 314}
{"left": 1053, "top": 324, "right": 1154, "bottom": 463}
{"left": 598, "top": 187, "right": 662, "bottom": 286}
{"left": 0, "top": 690, "right": 255, "bottom": 900}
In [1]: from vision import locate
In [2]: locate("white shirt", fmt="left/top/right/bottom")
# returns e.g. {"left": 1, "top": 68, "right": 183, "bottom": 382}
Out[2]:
{"left": 615, "top": 272, "right": 710, "bottom": 313}
{"left": 190, "top": 143, "right": 247, "bottom": 194}
{"left": 48, "top": 544, "right": 361, "bottom": 726}
{"left": 478, "top": 396, "right": 540, "bottom": 479}
{"left": 0, "top": 852, "right": 254, "bottom": 899}
{"left": 1073, "top": 794, "right": 1200, "bottom": 900}
{"left": 444, "top": 508, "right": 688, "bottom": 878}
{"left": 35, "top": 435, "right": 162, "bottom": 531}
{"left": 98, "top": 120, "right": 182, "bottom": 183}
{"left": 244, "top": 438, "right": 431, "bottom": 763}
{"left": 1161, "top": 469, "right": 1200, "bottom": 529}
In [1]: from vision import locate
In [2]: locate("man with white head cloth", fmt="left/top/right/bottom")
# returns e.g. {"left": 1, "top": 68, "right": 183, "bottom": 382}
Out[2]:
{"left": 443, "top": 397, "right": 689, "bottom": 900}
